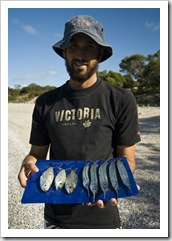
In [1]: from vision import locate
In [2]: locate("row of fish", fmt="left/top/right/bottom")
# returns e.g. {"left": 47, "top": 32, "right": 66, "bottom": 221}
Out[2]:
{"left": 39, "top": 159, "right": 132, "bottom": 201}
{"left": 82, "top": 159, "right": 132, "bottom": 202}
{"left": 40, "top": 167, "right": 78, "bottom": 194}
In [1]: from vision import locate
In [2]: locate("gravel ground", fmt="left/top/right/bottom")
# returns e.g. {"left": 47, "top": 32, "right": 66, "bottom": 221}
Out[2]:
{"left": 8, "top": 104, "right": 160, "bottom": 229}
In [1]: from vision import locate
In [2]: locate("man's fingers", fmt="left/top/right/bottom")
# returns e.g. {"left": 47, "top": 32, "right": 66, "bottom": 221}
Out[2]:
{"left": 18, "top": 162, "right": 39, "bottom": 188}
{"left": 86, "top": 201, "right": 104, "bottom": 208}
{"left": 110, "top": 198, "right": 118, "bottom": 206}
{"left": 87, "top": 200, "right": 108, "bottom": 208}
{"left": 25, "top": 161, "right": 39, "bottom": 173}
{"left": 97, "top": 200, "right": 104, "bottom": 208}
{"left": 18, "top": 167, "right": 28, "bottom": 188}
{"left": 86, "top": 202, "right": 97, "bottom": 207}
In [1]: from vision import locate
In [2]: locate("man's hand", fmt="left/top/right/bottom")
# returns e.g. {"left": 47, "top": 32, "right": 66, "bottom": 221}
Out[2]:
{"left": 86, "top": 185, "right": 140, "bottom": 208}
{"left": 18, "top": 145, "right": 49, "bottom": 188}
{"left": 86, "top": 198, "right": 118, "bottom": 208}
{"left": 18, "top": 158, "right": 39, "bottom": 188}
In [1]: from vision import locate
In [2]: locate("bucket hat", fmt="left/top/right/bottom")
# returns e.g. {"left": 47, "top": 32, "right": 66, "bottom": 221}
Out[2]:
{"left": 52, "top": 15, "right": 113, "bottom": 63}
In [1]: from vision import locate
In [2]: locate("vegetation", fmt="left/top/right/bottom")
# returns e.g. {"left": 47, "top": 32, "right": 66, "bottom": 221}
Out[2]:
{"left": 8, "top": 50, "right": 160, "bottom": 106}
{"left": 8, "top": 84, "right": 56, "bottom": 103}
{"left": 98, "top": 50, "right": 160, "bottom": 106}
{"left": 119, "top": 50, "right": 160, "bottom": 94}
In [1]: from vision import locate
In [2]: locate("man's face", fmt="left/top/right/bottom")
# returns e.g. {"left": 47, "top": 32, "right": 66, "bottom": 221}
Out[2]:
{"left": 63, "top": 33, "right": 103, "bottom": 83}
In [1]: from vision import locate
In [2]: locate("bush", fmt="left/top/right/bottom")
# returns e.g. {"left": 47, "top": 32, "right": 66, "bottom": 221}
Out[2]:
{"left": 8, "top": 84, "right": 56, "bottom": 103}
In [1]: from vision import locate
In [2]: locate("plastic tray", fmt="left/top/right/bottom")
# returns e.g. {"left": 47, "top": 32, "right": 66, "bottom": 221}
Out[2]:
{"left": 21, "top": 157, "right": 139, "bottom": 204}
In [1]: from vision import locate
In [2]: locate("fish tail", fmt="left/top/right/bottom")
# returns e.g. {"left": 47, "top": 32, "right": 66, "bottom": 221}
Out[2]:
{"left": 53, "top": 165, "right": 62, "bottom": 172}
{"left": 65, "top": 167, "right": 72, "bottom": 172}
{"left": 83, "top": 160, "right": 91, "bottom": 166}
{"left": 129, "top": 186, "right": 132, "bottom": 193}
{"left": 87, "top": 188, "right": 90, "bottom": 198}
{"left": 106, "top": 156, "right": 114, "bottom": 162}
{"left": 93, "top": 192, "right": 96, "bottom": 203}
{"left": 116, "top": 190, "right": 118, "bottom": 199}
{"left": 104, "top": 191, "right": 106, "bottom": 200}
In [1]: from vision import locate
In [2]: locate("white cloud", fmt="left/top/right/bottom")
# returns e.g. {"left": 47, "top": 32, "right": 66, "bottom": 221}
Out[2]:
{"left": 17, "top": 73, "right": 45, "bottom": 81}
{"left": 16, "top": 68, "right": 57, "bottom": 82}
{"left": 22, "top": 25, "right": 38, "bottom": 36}
{"left": 47, "top": 70, "right": 56, "bottom": 75}
{"left": 144, "top": 21, "right": 160, "bottom": 32}
{"left": 12, "top": 18, "right": 20, "bottom": 25}
{"left": 11, "top": 17, "right": 38, "bottom": 36}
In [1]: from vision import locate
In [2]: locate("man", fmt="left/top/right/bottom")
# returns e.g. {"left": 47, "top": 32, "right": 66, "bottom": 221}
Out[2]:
{"left": 18, "top": 15, "right": 141, "bottom": 229}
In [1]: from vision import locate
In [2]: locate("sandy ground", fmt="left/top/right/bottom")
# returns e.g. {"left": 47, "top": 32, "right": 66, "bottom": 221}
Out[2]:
{"left": 7, "top": 103, "right": 160, "bottom": 229}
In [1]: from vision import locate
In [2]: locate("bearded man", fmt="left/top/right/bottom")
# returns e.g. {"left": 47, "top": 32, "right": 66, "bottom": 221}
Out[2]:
{"left": 18, "top": 15, "right": 141, "bottom": 229}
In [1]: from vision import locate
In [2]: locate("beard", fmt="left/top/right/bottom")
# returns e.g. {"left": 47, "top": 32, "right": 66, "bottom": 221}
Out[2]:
{"left": 65, "top": 58, "right": 99, "bottom": 83}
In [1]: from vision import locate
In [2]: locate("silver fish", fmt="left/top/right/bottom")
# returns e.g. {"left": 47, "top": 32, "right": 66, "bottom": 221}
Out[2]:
{"left": 90, "top": 162, "right": 98, "bottom": 202}
{"left": 109, "top": 160, "right": 119, "bottom": 197}
{"left": 54, "top": 169, "right": 66, "bottom": 190}
{"left": 116, "top": 159, "right": 132, "bottom": 192}
{"left": 82, "top": 163, "right": 90, "bottom": 197}
{"left": 40, "top": 167, "right": 54, "bottom": 192}
{"left": 65, "top": 169, "right": 78, "bottom": 194}
{"left": 98, "top": 161, "right": 109, "bottom": 199}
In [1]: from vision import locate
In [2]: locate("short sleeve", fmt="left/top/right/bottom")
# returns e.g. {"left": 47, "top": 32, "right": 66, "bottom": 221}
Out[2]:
{"left": 29, "top": 102, "right": 50, "bottom": 146}
{"left": 115, "top": 93, "right": 141, "bottom": 146}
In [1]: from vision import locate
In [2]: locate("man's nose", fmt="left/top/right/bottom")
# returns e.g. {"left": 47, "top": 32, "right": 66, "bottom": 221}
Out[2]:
{"left": 75, "top": 47, "right": 87, "bottom": 58}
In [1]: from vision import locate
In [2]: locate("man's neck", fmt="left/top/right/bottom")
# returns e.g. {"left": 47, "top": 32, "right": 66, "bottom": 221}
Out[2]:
{"left": 68, "top": 73, "right": 97, "bottom": 89}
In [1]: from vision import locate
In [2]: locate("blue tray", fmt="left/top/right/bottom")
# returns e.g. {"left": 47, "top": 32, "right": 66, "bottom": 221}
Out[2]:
{"left": 21, "top": 157, "right": 139, "bottom": 204}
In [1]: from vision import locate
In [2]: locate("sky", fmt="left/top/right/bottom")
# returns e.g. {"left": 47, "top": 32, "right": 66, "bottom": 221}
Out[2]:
{"left": 8, "top": 7, "right": 160, "bottom": 88}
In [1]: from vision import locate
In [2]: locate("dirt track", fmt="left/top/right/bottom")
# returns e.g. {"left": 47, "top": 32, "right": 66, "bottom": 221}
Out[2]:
{"left": 8, "top": 103, "right": 160, "bottom": 229}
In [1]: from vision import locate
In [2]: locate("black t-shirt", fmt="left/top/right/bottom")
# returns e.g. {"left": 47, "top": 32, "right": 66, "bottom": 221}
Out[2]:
{"left": 30, "top": 78, "right": 141, "bottom": 229}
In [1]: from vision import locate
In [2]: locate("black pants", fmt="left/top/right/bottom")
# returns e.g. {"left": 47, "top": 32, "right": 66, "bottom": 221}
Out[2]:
{"left": 44, "top": 218, "right": 122, "bottom": 229}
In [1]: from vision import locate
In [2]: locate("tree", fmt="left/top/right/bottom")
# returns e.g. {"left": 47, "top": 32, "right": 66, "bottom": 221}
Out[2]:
{"left": 141, "top": 50, "right": 160, "bottom": 93}
{"left": 14, "top": 84, "right": 21, "bottom": 89}
{"left": 8, "top": 87, "right": 20, "bottom": 102}
{"left": 119, "top": 51, "right": 160, "bottom": 94}
{"left": 122, "top": 75, "right": 137, "bottom": 91}
{"left": 98, "top": 70, "right": 125, "bottom": 87}
{"left": 107, "top": 71, "right": 126, "bottom": 87}
{"left": 97, "top": 70, "right": 107, "bottom": 81}
{"left": 119, "top": 54, "right": 147, "bottom": 80}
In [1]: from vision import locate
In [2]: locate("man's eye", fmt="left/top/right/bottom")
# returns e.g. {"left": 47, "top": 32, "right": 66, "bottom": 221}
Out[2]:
{"left": 69, "top": 44, "right": 78, "bottom": 49}
{"left": 87, "top": 45, "right": 94, "bottom": 49}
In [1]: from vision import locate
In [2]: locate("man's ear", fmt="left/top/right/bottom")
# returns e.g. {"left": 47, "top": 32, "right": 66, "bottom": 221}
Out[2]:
{"left": 98, "top": 47, "right": 105, "bottom": 62}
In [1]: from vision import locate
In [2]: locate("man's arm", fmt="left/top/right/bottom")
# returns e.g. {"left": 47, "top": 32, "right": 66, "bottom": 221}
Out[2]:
{"left": 18, "top": 144, "right": 49, "bottom": 188}
{"left": 117, "top": 144, "right": 140, "bottom": 192}
{"left": 117, "top": 144, "right": 136, "bottom": 173}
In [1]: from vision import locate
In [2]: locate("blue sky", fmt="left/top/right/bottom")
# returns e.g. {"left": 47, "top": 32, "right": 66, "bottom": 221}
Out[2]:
{"left": 8, "top": 7, "right": 160, "bottom": 88}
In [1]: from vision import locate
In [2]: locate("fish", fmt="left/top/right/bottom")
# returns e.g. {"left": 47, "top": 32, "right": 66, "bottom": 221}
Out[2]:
{"left": 116, "top": 159, "right": 132, "bottom": 192}
{"left": 90, "top": 162, "right": 98, "bottom": 202}
{"left": 109, "top": 160, "right": 119, "bottom": 197}
{"left": 82, "top": 162, "right": 90, "bottom": 197}
{"left": 54, "top": 169, "right": 66, "bottom": 190}
{"left": 65, "top": 169, "right": 78, "bottom": 194}
{"left": 40, "top": 167, "right": 54, "bottom": 192}
{"left": 98, "top": 160, "right": 109, "bottom": 199}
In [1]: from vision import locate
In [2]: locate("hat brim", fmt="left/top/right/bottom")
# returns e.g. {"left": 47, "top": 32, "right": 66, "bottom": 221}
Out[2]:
{"left": 52, "top": 31, "right": 113, "bottom": 63}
